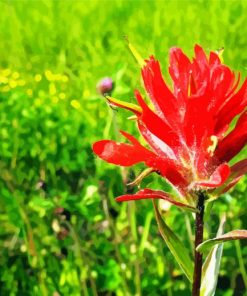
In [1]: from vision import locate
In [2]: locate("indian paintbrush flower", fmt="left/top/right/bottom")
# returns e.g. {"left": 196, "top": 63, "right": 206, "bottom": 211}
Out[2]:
{"left": 93, "top": 45, "right": 247, "bottom": 212}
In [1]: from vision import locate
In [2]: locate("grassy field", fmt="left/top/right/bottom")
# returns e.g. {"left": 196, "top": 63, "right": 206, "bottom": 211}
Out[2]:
{"left": 0, "top": 0, "right": 247, "bottom": 295}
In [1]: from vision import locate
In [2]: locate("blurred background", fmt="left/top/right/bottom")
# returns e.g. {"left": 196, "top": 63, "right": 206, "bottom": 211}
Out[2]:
{"left": 0, "top": 0, "right": 246, "bottom": 295}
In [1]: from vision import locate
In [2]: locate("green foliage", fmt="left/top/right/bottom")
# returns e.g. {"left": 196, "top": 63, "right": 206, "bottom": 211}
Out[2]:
{"left": 0, "top": 0, "right": 246, "bottom": 295}
{"left": 200, "top": 215, "right": 225, "bottom": 296}
{"left": 197, "top": 230, "right": 247, "bottom": 254}
{"left": 153, "top": 201, "right": 194, "bottom": 282}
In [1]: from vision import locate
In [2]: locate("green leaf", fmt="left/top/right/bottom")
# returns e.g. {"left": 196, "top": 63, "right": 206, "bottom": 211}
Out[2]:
{"left": 200, "top": 215, "right": 225, "bottom": 296}
{"left": 153, "top": 200, "right": 193, "bottom": 282}
{"left": 197, "top": 229, "right": 247, "bottom": 253}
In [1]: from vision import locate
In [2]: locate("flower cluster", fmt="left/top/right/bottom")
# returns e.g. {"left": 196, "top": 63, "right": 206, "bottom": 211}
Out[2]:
{"left": 93, "top": 45, "right": 247, "bottom": 210}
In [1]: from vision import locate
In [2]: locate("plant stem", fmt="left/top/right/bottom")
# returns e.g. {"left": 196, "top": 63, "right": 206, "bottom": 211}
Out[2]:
{"left": 192, "top": 191, "right": 205, "bottom": 296}
{"left": 102, "top": 194, "right": 130, "bottom": 295}
{"left": 128, "top": 199, "right": 142, "bottom": 296}
{"left": 68, "top": 223, "right": 89, "bottom": 296}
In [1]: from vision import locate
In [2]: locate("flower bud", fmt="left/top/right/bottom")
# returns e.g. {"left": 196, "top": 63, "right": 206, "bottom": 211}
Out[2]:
{"left": 97, "top": 77, "right": 114, "bottom": 95}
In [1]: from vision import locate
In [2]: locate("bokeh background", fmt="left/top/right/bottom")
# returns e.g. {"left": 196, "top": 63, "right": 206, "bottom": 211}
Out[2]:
{"left": 0, "top": 0, "right": 246, "bottom": 295}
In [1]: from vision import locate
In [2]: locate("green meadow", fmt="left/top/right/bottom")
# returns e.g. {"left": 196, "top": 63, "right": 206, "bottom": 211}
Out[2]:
{"left": 0, "top": 0, "right": 246, "bottom": 295}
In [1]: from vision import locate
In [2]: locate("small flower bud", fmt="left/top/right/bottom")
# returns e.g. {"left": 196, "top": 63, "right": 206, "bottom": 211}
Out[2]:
{"left": 97, "top": 77, "right": 114, "bottom": 95}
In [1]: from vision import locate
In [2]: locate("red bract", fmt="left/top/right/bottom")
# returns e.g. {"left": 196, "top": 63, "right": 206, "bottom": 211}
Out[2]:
{"left": 93, "top": 45, "right": 247, "bottom": 209}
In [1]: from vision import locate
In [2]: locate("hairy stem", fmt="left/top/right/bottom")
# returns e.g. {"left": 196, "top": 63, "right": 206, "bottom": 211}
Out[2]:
{"left": 192, "top": 191, "right": 205, "bottom": 296}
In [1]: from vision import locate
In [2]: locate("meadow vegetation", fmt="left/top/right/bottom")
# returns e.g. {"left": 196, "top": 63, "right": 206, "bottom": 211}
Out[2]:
{"left": 0, "top": 1, "right": 246, "bottom": 295}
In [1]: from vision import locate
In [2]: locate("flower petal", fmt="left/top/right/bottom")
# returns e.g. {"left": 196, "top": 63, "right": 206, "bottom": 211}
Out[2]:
{"left": 209, "top": 51, "right": 221, "bottom": 66}
{"left": 192, "top": 163, "right": 230, "bottom": 188}
{"left": 138, "top": 121, "right": 177, "bottom": 160}
{"left": 93, "top": 133, "right": 187, "bottom": 190}
{"left": 116, "top": 188, "right": 197, "bottom": 212}
{"left": 209, "top": 65, "right": 235, "bottom": 112}
{"left": 119, "top": 130, "right": 141, "bottom": 146}
{"left": 134, "top": 90, "right": 181, "bottom": 149}
{"left": 92, "top": 132, "right": 154, "bottom": 166}
{"left": 183, "top": 97, "right": 215, "bottom": 148}
{"left": 213, "top": 159, "right": 247, "bottom": 194}
{"left": 215, "top": 78, "right": 247, "bottom": 132}
{"left": 215, "top": 111, "right": 247, "bottom": 162}
{"left": 142, "top": 56, "right": 179, "bottom": 123}
{"left": 169, "top": 47, "right": 191, "bottom": 97}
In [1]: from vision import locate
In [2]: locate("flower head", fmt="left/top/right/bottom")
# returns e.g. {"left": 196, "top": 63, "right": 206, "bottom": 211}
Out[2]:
{"left": 93, "top": 45, "right": 247, "bottom": 210}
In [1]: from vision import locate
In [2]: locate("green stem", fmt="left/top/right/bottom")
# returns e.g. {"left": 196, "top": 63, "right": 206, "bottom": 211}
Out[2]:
{"left": 168, "top": 286, "right": 173, "bottom": 296}
{"left": 68, "top": 223, "right": 89, "bottom": 296}
{"left": 192, "top": 191, "right": 205, "bottom": 296}
{"left": 89, "top": 276, "right": 98, "bottom": 296}
{"left": 102, "top": 194, "right": 130, "bottom": 295}
{"left": 235, "top": 240, "right": 247, "bottom": 289}
{"left": 139, "top": 212, "right": 153, "bottom": 257}
{"left": 128, "top": 202, "right": 142, "bottom": 296}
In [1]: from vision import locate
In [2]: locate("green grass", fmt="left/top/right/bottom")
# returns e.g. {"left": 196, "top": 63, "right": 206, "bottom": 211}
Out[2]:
{"left": 0, "top": 0, "right": 246, "bottom": 295}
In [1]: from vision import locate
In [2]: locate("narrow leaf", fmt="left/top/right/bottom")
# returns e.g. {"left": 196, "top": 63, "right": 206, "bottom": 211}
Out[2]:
{"left": 200, "top": 215, "right": 225, "bottom": 296}
{"left": 197, "top": 229, "right": 247, "bottom": 253}
{"left": 153, "top": 200, "right": 193, "bottom": 282}
{"left": 106, "top": 96, "right": 142, "bottom": 115}
{"left": 127, "top": 168, "right": 155, "bottom": 187}
{"left": 124, "top": 37, "right": 145, "bottom": 67}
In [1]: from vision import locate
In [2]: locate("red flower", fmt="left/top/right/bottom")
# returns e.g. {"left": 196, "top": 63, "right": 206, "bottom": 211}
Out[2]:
{"left": 93, "top": 45, "right": 247, "bottom": 210}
